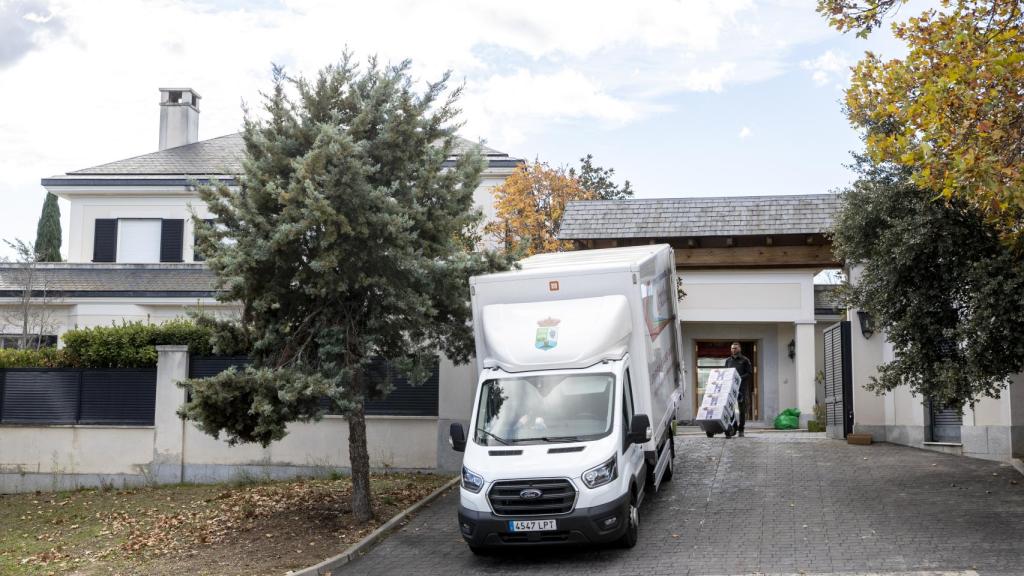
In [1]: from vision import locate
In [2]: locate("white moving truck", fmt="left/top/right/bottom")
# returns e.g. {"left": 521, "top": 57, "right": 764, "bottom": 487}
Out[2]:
{"left": 449, "top": 245, "right": 685, "bottom": 552}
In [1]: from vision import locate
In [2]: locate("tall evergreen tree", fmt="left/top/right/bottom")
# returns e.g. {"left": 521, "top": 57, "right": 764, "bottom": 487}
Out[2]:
{"left": 34, "top": 193, "right": 61, "bottom": 262}
{"left": 179, "top": 58, "right": 511, "bottom": 521}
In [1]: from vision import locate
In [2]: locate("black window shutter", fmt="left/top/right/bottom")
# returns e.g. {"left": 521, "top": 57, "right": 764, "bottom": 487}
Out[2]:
{"left": 160, "top": 219, "right": 184, "bottom": 262}
{"left": 92, "top": 219, "right": 118, "bottom": 262}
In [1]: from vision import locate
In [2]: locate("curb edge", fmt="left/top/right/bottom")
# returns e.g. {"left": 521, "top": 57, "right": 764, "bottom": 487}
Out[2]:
{"left": 289, "top": 475, "right": 460, "bottom": 576}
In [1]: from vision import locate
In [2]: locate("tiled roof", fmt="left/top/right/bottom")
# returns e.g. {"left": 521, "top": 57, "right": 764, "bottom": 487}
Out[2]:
{"left": 559, "top": 194, "right": 842, "bottom": 239}
{"left": 70, "top": 133, "right": 245, "bottom": 176}
{"left": 44, "top": 135, "right": 520, "bottom": 186}
{"left": 0, "top": 263, "right": 217, "bottom": 297}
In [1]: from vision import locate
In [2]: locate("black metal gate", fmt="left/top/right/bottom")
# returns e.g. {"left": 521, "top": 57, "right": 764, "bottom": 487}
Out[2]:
{"left": 824, "top": 321, "right": 853, "bottom": 439}
{"left": 0, "top": 368, "right": 157, "bottom": 425}
{"left": 929, "top": 401, "right": 963, "bottom": 443}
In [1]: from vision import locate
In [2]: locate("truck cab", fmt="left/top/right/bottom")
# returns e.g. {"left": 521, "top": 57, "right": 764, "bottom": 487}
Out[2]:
{"left": 452, "top": 356, "right": 656, "bottom": 550}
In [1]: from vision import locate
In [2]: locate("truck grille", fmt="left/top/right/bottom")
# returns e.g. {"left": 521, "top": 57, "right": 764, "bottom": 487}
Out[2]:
{"left": 488, "top": 479, "right": 576, "bottom": 516}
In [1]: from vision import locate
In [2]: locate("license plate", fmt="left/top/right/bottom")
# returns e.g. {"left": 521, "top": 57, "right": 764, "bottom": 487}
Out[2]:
{"left": 508, "top": 519, "right": 558, "bottom": 532}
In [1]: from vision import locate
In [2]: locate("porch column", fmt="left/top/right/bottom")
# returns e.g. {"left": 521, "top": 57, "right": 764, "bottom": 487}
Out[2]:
{"left": 795, "top": 321, "right": 816, "bottom": 427}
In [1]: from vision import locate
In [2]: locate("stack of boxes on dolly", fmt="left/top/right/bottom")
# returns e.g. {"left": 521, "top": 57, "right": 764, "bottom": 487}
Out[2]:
{"left": 697, "top": 368, "right": 741, "bottom": 438}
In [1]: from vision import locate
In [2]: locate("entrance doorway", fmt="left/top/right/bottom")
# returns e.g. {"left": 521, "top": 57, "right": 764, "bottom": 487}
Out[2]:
{"left": 694, "top": 341, "right": 758, "bottom": 421}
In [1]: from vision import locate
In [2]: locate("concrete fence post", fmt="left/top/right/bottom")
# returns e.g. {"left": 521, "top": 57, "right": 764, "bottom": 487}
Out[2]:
{"left": 151, "top": 345, "right": 190, "bottom": 484}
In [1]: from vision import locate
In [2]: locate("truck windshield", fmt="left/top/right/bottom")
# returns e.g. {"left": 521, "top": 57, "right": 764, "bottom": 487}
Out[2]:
{"left": 475, "top": 373, "right": 615, "bottom": 446}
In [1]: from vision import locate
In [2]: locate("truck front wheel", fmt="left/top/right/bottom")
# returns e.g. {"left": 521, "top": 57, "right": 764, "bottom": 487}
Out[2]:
{"left": 617, "top": 493, "right": 640, "bottom": 548}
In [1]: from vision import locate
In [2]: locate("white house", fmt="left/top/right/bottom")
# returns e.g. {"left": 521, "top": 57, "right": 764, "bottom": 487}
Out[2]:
{"left": 0, "top": 87, "right": 524, "bottom": 490}
{"left": 0, "top": 87, "right": 521, "bottom": 339}
{"left": 2, "top": 86, "right": 1020, "bottom": 493}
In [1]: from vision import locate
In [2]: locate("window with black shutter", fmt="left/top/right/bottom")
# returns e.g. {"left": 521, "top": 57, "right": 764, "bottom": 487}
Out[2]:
{"left": 160, "top": 219, "right": 184, "bottom": 262}
{"left": 92, "top": 219, "right": 118, "bottom": 262}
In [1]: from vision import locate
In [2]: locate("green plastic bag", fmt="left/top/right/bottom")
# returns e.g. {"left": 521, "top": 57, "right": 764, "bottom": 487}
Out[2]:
{"left": 773, "top": 408, "right": 801, "bottom": 430}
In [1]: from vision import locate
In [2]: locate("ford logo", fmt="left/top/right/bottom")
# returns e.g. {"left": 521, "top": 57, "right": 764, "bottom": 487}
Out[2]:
{"left": 519, "top": 488, "right": 543, "bottom": 500}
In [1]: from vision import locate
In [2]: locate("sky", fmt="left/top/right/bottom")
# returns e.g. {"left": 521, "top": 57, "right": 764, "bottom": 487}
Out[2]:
{"left": 0, "top": 0, "right": 911, "bottom": 259}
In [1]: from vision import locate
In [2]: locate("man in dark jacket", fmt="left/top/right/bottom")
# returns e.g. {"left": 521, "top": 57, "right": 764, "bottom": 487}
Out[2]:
{"left": 724, "top": 342, "right": 752, "bottom": 437}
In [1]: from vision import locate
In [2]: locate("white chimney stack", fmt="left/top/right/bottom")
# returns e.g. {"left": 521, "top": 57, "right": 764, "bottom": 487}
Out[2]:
{"left": 158, "top": 88, "right": 201, "bottom": 150}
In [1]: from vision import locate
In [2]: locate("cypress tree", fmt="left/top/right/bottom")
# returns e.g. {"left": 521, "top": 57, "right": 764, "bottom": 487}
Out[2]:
{"left": 34, "top": 193, "right": 62, "bottom": 262}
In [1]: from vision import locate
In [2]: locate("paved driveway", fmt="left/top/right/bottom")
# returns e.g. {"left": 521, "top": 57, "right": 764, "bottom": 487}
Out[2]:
{"left": 336, "top": 433, "right": 1024, "bottom": 576}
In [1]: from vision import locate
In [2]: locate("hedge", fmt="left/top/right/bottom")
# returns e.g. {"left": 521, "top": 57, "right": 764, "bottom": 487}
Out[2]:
{"left": 0, "top": 347, "right": 68, "bottom": 369}
{"left": 0, "top": 319, "right": 221, "bottom": 369}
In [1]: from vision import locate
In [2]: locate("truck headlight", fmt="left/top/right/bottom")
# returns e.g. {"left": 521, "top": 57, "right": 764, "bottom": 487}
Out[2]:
{"left": 462, "top": 466, "right": 485, "bottom": 493}
{"left": 582, "top": 455, "right": 618, "bottom": 489}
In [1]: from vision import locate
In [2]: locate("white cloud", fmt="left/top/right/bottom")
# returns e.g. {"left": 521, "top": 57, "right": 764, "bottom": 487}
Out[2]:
{"left": 801, "top": 50, "right": 850, "bottom": 87}
{"left": 738, "top": 126, "right": 752, "bottom": 140}
{"left": 460, "top": 69, "right": 650, "bottom": 146}
{"left": 0, "top": 0, "right": 67, "bottom": 69}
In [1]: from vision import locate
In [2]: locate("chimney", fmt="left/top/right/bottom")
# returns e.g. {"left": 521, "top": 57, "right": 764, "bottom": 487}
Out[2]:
{"left": 158, "top": 88, "right": 201, "bottom": 150}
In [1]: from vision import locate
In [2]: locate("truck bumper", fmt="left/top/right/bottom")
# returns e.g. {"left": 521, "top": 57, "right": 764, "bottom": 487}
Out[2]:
{"left": 457, "top": 491, "right": 631, "bottom": 547}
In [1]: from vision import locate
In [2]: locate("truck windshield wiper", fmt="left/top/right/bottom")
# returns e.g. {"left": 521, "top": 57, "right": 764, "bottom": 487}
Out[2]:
{"left": 476, "top": 428, "right": 511, "bottom": 446}
{"left": 538, "top": 436, "right": 582, "bottom": 443}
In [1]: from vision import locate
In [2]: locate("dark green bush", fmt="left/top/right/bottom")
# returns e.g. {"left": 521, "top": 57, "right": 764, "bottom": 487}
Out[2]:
{"left": 60, "top": 319, "right": 217, "bottom": 368}
{"left": 0, "top": 320, "right": 247, "bottom": 369}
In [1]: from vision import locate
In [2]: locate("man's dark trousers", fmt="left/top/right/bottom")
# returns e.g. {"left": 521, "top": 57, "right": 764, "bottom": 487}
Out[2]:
{"left": 737, "top": 396, "right": 746, "bottom": 433}
{"left": 726, "top": 353, "right": 752, "bottom": 435}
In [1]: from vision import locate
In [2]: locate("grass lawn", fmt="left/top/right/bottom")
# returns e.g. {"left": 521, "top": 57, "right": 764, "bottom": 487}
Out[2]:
{"left": 0, "top": 472, "right": 453, "bottom": 576}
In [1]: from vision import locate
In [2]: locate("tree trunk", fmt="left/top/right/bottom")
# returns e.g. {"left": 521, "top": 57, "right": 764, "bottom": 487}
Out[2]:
{"left": 347, "top": 393, "right": 374, "bottom": 523}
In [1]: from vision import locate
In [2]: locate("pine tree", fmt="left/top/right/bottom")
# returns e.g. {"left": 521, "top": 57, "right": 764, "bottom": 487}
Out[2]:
{"left": 571, "top": 154, "right": 633, "bottom": 200}
{"left": 34, "top": 193, "right": 61, "bottom": 262}
{"left": 179, "top": 58, "right": 511, "bottom": 522}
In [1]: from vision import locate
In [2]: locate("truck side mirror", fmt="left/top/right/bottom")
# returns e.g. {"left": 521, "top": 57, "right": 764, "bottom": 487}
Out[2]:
{"left": 449, "top": 423, "right": 467, "bottom": 452}
{"left": 628, "top": 414, "right": 651, "bottom": 445}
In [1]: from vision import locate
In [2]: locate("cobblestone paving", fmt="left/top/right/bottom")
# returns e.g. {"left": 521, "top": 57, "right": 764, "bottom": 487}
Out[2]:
{"left": 335, "top": 434, "right": 1024, "bottom": 576}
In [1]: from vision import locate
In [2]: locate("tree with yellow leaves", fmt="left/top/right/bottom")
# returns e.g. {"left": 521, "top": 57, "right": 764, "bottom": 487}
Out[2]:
{"left": 817, "top": 0, "right": 1024, "bottom": 240}
{"left": 485, "top": 161, "right": 595, "bottom": 256}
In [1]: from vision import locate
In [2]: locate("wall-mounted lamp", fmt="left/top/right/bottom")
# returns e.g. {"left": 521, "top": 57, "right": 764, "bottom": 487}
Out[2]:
{"left": 857, "top": 310, "right": 875, "bottom": 339}
{"left": 787, "top": 339, "right": 795, "bottom": 360}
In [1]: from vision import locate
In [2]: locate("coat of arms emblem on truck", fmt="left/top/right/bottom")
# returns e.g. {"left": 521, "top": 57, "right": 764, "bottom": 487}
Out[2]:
{"left": 535, "top": 317, "right": 560, "bottom": 350}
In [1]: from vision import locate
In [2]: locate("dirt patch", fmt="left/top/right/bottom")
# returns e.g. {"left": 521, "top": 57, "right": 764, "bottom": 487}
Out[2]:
{"left": 0, "top": 473, "right": 453, "bottom": 576}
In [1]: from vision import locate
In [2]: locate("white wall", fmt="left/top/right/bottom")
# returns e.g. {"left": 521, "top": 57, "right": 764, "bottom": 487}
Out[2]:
{"left": 679, "top": 269, "right": 816, "bottom": 323}
{"left": 0, "top": 426, "right": 155, "bottom": 476}
{"left": 63, "top": 193, "right": 213, "bottom": 263}
{"left": 0, "top": 418, "right": 436, "bottom": 493}
{"left": 58, "top": 168, "right": 516, "bottom": 263}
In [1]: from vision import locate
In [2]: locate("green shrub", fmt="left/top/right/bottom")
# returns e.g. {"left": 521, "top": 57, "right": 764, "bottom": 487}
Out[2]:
{"left": 812, "top": 401, "right": 826, "bottom": 424}
{"left": 0, "top": 347, "right": 69, "bottom": 368}
{"left": 60, "top": 319, "right": 217, "bottom": 368}
{"left": 0, "top": 320, "right": 247, "bottom": 369}
{"left": 807, "top": 420, "right": 826, "bottom": 433}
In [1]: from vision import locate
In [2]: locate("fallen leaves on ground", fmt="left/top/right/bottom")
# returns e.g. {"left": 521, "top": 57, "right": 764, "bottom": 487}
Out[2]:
{"left": 2, "top": 473, "right": 451, "bottom": 576}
